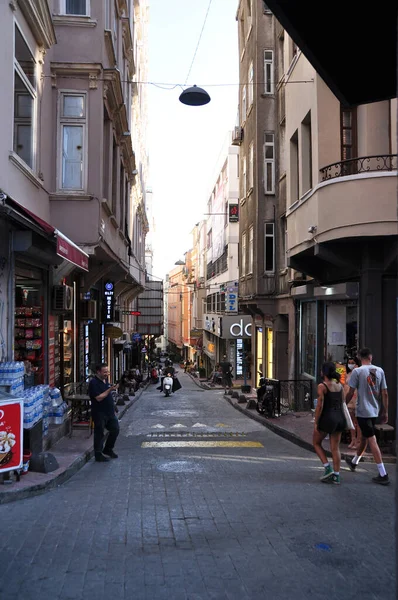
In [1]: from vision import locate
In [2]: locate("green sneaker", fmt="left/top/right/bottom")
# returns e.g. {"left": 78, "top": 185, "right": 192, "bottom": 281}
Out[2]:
{"left": 320, "top": 465, "right": 333, "bottom": 481}
{"left": 331, "top": 473, "right": 340, "bottom": 485}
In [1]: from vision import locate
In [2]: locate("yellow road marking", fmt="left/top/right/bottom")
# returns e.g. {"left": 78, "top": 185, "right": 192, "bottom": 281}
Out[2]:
{"left": 141, "top": 441, "right": 264, "bottom": 448}
{"left": 215, "top": 423, "right": 229, "bottom": 428}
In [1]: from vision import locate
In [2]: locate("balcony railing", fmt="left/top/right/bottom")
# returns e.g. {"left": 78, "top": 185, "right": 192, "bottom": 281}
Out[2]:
{"left": 320, "top": 154, "right": 397, "bottom": 181}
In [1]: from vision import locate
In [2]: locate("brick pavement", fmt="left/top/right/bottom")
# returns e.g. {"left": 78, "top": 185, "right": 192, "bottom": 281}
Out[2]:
{"left": 0, "top": 371, "right": 395, "bottom": 600}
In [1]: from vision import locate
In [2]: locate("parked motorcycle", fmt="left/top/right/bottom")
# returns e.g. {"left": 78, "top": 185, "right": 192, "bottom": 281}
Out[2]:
{"left": 163, "top": 375, "right": 174, "bottom": 397}
{"left": 256, "top": 378, "right": 278, "bottom": 418}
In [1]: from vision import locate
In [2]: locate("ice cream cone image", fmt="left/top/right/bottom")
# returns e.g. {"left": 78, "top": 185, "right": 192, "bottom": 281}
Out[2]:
{"left": 0, "top": 432, "right": 16, "bottom": 466}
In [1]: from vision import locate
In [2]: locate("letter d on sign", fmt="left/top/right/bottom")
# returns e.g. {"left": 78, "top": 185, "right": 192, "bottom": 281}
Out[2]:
{"left": 230, "top": 319, "right": 243, "bottom": 337}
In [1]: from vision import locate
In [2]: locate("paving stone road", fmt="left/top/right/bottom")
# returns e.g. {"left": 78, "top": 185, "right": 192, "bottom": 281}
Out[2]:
{"left": 0, "top": 371, "right": 395, "bottom": 600}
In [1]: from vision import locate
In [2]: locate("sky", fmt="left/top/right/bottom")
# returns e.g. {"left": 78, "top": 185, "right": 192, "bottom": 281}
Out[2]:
{"left": 147, "top": 0, "right": 239, "bottom": 280}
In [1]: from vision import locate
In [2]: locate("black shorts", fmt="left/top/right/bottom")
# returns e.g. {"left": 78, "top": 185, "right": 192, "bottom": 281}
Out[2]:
{"left": 357, "top": 417, "right": 377, "bottom": 438}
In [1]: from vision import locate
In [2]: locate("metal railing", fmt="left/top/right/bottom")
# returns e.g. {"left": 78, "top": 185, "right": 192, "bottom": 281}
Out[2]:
{"left": 277, "top": 379, "right": 313, "bottom": 414}
{"left": 320, "top": 154, "right": 397, "bottom": 181}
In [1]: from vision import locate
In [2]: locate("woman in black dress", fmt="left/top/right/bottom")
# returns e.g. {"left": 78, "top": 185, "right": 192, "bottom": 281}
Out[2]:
{"left": 313, "top": 362, "right": 346, "bottom": 484}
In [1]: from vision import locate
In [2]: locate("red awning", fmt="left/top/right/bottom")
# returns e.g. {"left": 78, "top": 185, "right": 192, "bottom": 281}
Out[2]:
{"left": 6, "top": 197, "right": 89, "bottom": 271}
{"left": 55, "top": 231, "right": 89, "bottom": 271}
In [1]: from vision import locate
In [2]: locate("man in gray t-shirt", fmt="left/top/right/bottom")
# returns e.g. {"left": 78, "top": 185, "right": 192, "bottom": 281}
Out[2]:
{"left": 349, "top": 364, "right": 387, "bottom": 418}
{"left": 345, "top": 347, "right": 390, "bottom": 485}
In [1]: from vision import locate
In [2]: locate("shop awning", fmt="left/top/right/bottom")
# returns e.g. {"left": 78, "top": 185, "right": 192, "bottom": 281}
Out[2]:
{"left": 55, "top": 230, "right": 89, "bottom": 271}
{"left": 4, "top": 196, "right": 89, "bottom": 271}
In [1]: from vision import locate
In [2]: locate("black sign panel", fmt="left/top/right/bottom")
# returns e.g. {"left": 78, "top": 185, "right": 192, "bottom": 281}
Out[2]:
{"left": 103, "top": 281, "right": 115, "bottom": 322}
{"left": 229, "top": 204, "right": 239, "bottom": 223}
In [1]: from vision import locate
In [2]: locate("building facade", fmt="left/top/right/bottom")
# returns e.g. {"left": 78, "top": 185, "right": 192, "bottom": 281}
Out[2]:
{"left": 0, "top": 0, "right": 149, "bottom": 398}
{"left": 236, "top": 0, "right": 295, "bottom": 388}
{"left": 201, "top": 134, "right": 251, "bottom": 380}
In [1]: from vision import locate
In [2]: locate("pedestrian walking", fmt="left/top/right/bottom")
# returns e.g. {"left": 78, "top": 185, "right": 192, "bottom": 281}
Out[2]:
{"left": 88, "top": 363, "right": 120, "bottom": 462}
{"left": 344, "top": 356, "right": 361, "bottom": 449}
{"left": 345, "top": 347, "right": 390, "bottom": 485}
{"left": 313, "top": 362, "right": 346, "bottom": 484}
{"left": 219, "top": 355, "right": 233, "bottom": 391}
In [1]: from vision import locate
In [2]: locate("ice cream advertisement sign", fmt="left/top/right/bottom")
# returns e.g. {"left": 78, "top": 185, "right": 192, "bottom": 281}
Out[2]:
{"left": 0, "top": 400, "right": 23, "bottom": 473}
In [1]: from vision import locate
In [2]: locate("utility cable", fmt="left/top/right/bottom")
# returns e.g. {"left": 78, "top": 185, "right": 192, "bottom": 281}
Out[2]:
{"left": 184, "top": 0, "right": 214, "bottom": 86}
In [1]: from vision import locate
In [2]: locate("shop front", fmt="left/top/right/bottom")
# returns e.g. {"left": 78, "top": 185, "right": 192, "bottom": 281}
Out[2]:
{"left": 294, "top": 283, "right": 359, "bottom": 384}
{"left": 203, "top": 314, "right": 252, "bottom": 382}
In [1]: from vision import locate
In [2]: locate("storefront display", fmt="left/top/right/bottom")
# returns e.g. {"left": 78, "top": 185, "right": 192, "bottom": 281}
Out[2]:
{"left": 14, "top": 264, "right": 46, "bottom": 386}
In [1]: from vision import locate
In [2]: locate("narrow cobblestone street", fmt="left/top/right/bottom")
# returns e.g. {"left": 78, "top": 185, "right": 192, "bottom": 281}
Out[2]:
{"left": 0, "top": 372, "right": 395, "bottom": 600}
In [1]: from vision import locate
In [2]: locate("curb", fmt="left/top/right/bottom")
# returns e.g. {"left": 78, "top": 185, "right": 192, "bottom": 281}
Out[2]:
{"left": 224, "top": 395, "right": 397, "bottom": 464}
{"left": 0, "top": 383, "right": 149, "bottom": 505}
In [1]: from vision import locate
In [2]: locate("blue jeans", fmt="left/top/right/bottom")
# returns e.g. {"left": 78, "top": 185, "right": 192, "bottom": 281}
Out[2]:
{"left": 92, "top": 413, "right": 119, "bottom": 456}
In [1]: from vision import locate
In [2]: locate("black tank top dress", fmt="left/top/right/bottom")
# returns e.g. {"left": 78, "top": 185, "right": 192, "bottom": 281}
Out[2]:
{"left": 318, "top": 383, "right": 346, "bottom": 434}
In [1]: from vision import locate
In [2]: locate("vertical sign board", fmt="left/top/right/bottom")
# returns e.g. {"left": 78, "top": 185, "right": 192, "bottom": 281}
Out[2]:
{"left": 225, "top": 282, "right": 239, "bottom": 314}
{"left": 236, "top": 338, "right": 243, "bottom": 376}
{"left": 0, "top": 400, "right": 23, "bottom": 473}
{"left": 229, "top": 204, "right": 239, "bottom": 223}
{"left": 104, "top": 281, "right": 115, "bottom": 322}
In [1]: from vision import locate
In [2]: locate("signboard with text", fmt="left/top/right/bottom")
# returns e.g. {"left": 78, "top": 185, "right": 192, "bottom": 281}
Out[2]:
{"left": 229, "top": 204, "right": 239, "bottom": 223}
{"left": 0, "top": 399, "right": 23, "bottom": 473}
{"left": 103, "top": 281, "right": 115, "bottom": 322}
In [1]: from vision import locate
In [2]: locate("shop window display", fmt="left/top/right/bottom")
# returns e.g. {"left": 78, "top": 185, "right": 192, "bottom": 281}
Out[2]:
{"left": 14, "top": 284, "right": 44, "bottom": 386}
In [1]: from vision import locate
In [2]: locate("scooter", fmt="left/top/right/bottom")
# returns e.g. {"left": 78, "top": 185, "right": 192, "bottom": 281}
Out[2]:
{"left": 163, "top": 375, "right": 173, "bottom": 397}
{"left": 256, "top": 378, "right": 277, "bottom": 418}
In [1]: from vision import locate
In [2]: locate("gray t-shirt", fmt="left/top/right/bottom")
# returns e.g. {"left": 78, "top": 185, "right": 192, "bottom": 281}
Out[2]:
{"left": 349, "top": 364, "right": 387, "bottom": 418}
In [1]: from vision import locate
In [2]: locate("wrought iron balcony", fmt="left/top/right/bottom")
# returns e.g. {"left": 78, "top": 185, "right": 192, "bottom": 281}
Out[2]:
{"left": 320, "top": 154, "right": 397, "bottom": 181}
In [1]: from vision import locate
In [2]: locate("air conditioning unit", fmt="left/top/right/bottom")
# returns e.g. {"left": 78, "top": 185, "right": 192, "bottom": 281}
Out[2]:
{"left": 232, "top": 126, "right": 243, "bottom": 146}
{"left": 52, "top": 285, "right": 74, "bottom": 312}
{"left": 80, "top": 299, "right": 97, "bottom": 320}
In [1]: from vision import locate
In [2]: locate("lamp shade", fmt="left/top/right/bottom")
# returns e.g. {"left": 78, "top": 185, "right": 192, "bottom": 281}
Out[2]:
{"left": 179, "top": 85, "right": 211, "bottom": 106}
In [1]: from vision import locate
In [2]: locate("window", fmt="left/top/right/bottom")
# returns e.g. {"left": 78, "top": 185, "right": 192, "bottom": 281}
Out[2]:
{"left": 248, "top": 62, "right": 254, "bottom": 107}
{"left": 341, "top": 107, "right": 357, "bottom": 174}
{"left": 248, "top": 226, "right": 254, "bottom": 273}
{"left": 59, "top": 93, "right": 86, "bottom": 190}
{"left": 264, "top": 222, "right": 275, "bottom": 272}
{"left": 241, "top": 85, "right": 247, "bottom": 120}
{"left": 301, "top": 111, "right": 312, "bottom": 193}
{"left": 264, "top": 133, "right": 275, "bottom": 194}
{"left": 280, "top": 216, "right": 287, "bottom": 269}
{"left": 248, "top": 143, "right": 254, "bottom": 191}
{"left": 241, "top": 232, "right": 247, "bottom": 276}
{"left": 61, "top": 0, "right": 89, "bottom": 15}
{"left": 264, "top": 50, "right": 274, "bottom": 94}
{"left": 13, "top": 25, "right": 36, "bottom": 169}
{"left": 242, "top": 156, "right": 247, "bottom": 198}
{"left": 290, "top": 129, "right": 299, "bottom": 204}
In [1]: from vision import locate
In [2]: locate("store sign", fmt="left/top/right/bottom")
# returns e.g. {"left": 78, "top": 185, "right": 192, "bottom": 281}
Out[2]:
{"left": 56, "top": 234, "right": 89, "bottom": 271}
{"left": 236, "top": 338, "right": 243, "bottom": 376}
{"left": 104, "top": 281, "right": 115, "bottom": 322}
{"left": 0, "top": 400, "right": 23, "bottom": 473}
{"left": 229, "top": 204, "right": 239, "bottom": 223}
{"left": 101, "top": 324, "right": 105, "bottom": 363}
{"left": 123, "top": 311, "right": 141, "bottom": 316}
{"left": 225, "top": 282, "right": 238, "bottom": 313}
{"left": 230, "top": 320, "right": 252, "bottom": 337}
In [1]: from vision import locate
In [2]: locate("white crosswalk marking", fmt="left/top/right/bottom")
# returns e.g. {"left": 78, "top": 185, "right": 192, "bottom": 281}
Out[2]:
{"left": 151, "top": 424, "right": 165, "bottom": 429}
{"left": 192, "top": 422, "right": 208, "bottom": 428}
{"left": 171, "top": 423, "right": 187, "bottom": 428}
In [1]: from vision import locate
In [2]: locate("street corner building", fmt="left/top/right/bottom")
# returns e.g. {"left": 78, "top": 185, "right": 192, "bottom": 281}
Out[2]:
{"left": 0, "top": 0, "right": 154, "bottom": 458}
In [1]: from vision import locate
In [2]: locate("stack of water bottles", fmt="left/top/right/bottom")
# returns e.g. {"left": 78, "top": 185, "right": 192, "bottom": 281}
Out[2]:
{"left": 49, "top": 388, "right": 69, "bottom": 425}
{"left": 0, "top": 361, "right": 25, "bottom": 397}
{"left": 41, "top": 385, "right": 51, "bottom": 436}
{"left": 23, "top": 386, "right": 45, "bottom": 429}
